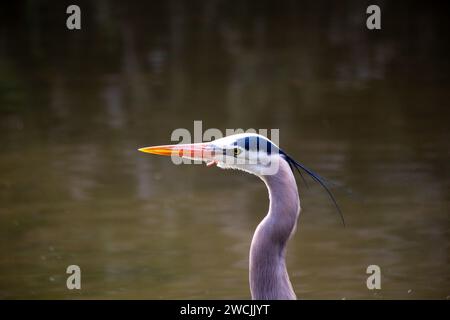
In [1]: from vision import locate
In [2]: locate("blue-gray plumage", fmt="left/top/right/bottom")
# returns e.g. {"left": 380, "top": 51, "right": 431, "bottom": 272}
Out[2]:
{"left": 250, "top": 157, "right": 299, "bottom": 299}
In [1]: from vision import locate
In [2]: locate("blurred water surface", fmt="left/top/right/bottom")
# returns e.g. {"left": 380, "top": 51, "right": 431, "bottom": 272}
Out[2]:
{"left": 0, "top": 1, "right": 449, "bottom": 299}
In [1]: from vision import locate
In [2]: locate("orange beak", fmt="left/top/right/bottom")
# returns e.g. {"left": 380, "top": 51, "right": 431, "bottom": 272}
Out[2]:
{"left": 138, "top": 143, "right": 216, "bottom": 163}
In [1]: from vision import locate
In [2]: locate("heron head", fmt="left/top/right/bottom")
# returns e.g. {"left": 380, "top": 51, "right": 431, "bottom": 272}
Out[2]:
{"left": 138, "top": 133, "right": 282, "bottom": 176}
{"left": 139, "top": 132, "right": 345, "bottom": 225}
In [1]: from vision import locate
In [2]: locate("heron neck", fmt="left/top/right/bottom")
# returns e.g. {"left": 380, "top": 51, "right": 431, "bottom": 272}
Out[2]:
{"left": 249, "top": 158, "right": 300, "bottom": 300}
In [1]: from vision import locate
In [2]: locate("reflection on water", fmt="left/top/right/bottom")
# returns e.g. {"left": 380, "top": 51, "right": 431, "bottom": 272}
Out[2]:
{"left": 0, "top": 1, "right": 449, "bottom": 299}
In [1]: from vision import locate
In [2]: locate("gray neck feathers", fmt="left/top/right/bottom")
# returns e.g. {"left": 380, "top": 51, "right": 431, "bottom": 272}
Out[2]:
{"left": 249, "top": 157, "right": 300, "bottom": 300}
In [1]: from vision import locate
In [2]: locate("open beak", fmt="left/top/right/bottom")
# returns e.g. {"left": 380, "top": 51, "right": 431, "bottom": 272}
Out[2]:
{"left": 138, "top": 143, "right": 218, "bottom": 166}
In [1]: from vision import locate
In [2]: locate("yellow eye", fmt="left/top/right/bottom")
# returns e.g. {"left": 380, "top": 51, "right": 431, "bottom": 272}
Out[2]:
{"left": 233, "top": 148, "right": 241, "bottom": 156}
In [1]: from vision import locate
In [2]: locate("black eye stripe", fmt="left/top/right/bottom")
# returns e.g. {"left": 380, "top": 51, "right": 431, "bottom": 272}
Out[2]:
{"left": 244, "top": 137, "right": 250, "bottom": 151}
{"left": 232, "top": 136, "right": 276, "bottom": 154}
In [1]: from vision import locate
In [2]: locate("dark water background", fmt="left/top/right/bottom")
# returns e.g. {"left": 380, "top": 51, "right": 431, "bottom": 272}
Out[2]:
{"left": 0, "top": 1, "right": 449, "bottom": 299}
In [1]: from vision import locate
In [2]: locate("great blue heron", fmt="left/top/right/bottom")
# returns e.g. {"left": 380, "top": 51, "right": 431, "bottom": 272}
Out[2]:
{"left": 139, "top": 133, "right": 343, "bottom": 300}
